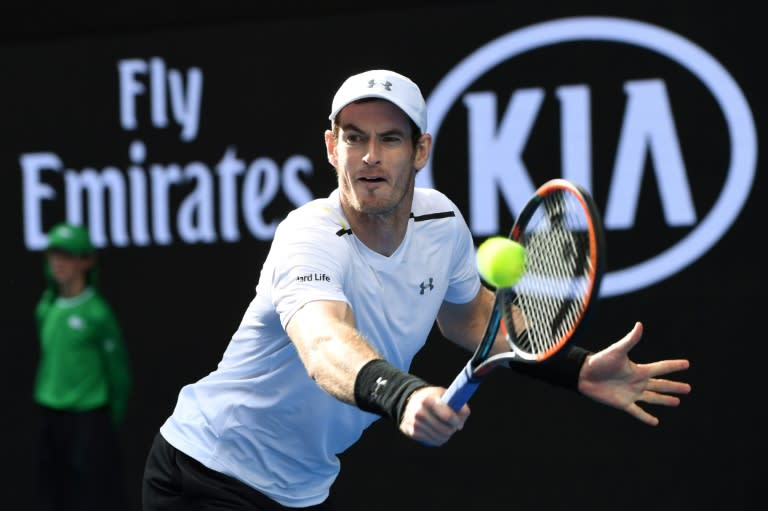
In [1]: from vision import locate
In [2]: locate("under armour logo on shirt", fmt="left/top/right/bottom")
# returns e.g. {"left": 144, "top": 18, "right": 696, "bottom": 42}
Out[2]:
{"left": 419, "top": 278, "right": 434, "bottom": 295}
{"left": 367, "top": 79, "right": 392, "bottom": 91}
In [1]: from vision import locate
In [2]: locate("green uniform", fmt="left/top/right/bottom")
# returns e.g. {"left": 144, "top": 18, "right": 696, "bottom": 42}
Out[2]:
{"left": 34, "top": 222, "right": 132, "bottom": 511}
{"left": 34, "top": 286, "right": 131, "bottom": 424}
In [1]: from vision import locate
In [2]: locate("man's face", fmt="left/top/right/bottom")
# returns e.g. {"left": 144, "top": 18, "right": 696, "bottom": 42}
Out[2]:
{"left": 325, "top": 99, "right": 430, "bottom": 217}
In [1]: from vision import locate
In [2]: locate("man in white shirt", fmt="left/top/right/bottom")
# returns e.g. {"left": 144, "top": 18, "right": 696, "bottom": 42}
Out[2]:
{"left": 143, "top": 69, "right": 691, "bottom": 510}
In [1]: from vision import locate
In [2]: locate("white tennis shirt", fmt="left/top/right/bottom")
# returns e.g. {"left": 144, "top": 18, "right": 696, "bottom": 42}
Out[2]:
{"left": 160, "top": 187, "right": 481, "bottom": 506}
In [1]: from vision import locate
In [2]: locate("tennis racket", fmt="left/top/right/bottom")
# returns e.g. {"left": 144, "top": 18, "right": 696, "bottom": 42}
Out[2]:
{"left": 442, "top": 178, "right": 606, "bottom": 411}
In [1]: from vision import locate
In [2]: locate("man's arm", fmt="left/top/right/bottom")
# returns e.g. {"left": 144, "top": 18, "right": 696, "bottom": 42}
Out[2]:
{"left": 286, "top": 299, "right": 378, "bottom": 404}
{"left": 435, "top": 285, "right": 508, "bottom": 355}
{"left": 436, "top": 288, "right": 691, "bottom": 425}
{"left": 286, "top": 298, "right": 469, "bottom": 445}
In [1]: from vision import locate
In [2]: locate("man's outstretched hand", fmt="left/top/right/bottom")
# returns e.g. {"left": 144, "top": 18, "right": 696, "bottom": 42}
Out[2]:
{"left": 577, "top": 322, "right": 691, "bottom": 426}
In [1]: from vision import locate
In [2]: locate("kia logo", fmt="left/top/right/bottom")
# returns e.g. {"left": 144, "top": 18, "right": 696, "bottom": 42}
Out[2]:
{"left": 418, "top": 16, "right": 757, "bottom": 297}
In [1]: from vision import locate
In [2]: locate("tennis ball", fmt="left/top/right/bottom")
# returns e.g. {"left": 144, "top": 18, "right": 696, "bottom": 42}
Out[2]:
{"left": 476, "top": 236, "right": 526, "bottom": 288}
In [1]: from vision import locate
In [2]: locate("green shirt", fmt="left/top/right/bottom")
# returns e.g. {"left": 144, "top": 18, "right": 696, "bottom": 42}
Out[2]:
{"left": 34, "top": 286, "right": 132, "bottom": 424}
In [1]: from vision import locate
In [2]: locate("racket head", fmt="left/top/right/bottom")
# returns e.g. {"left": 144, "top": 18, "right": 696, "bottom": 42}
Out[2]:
{"left": 501, "top": 179, "right": 605, "bottom": 362}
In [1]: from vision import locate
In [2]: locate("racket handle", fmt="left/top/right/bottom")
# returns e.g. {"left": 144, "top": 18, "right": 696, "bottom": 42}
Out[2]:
{"left": 441, "top": 359, "right": 480, "bottom": 411}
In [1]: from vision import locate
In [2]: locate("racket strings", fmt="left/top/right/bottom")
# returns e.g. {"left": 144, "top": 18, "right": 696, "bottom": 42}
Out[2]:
{"left": 505, "top": 190, "right": 595, "bottom": 358}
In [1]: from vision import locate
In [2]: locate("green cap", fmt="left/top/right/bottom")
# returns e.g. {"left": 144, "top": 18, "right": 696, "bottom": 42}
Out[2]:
{"left": 46, "top": 222, "right": 95, "bottom": 256}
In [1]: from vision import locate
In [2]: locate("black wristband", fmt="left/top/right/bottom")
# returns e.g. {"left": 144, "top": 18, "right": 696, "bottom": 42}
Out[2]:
{"left": 509, "top": 345, "right": 591, "bottom": 390}
{"left": 354, "top": 359, "right": 430, "bottom": 426}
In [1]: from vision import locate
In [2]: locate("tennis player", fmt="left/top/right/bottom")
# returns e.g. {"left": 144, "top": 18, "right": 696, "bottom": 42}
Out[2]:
{"left": 142, "top": 69, "right": 691, "bottom": 510}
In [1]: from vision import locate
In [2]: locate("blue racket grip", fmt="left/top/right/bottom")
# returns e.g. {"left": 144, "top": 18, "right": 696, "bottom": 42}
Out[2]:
{"left": 441, "top": 359, "right": 480, "bottom": 411}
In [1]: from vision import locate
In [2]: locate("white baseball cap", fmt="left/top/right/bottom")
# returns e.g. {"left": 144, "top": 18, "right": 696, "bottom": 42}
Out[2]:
{"left": 329, "top": 69, "right": 427, "bottom": 134}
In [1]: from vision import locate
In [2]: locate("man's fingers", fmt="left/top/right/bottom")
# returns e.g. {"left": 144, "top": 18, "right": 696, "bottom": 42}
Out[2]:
{"left": 640, "top": 390, "right": 682, "bottom": 407}
{"left": 627, "top": 403, "right": 659, "bottom": 427}
{"left": 646, "top": 378, "right": 692, "bottom": 395}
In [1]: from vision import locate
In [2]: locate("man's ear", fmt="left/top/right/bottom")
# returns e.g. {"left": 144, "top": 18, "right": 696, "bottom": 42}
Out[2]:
{"left": 324, "top": 129, "right": 338, "bottom": 167}
{"left": 414, "top": 133, "right": 433, "bottom": 171}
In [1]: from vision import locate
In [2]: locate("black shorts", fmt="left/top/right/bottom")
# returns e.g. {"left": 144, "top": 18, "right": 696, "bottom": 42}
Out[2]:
{"left": 142, "top": 432, "right": 335, "bottom": 510}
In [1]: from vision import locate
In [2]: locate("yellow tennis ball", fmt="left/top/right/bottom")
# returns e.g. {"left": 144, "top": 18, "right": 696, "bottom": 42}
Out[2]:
{"left": 476, "top": 236, "right": 526, "bottom": 288}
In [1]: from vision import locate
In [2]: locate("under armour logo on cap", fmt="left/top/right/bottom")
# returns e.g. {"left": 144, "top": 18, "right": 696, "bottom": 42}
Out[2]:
{"left": 367, "top": 79, "right": 392, "bottom": 91}
{"left": 329, "top": 69, "right": 427, "bottom": 134}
